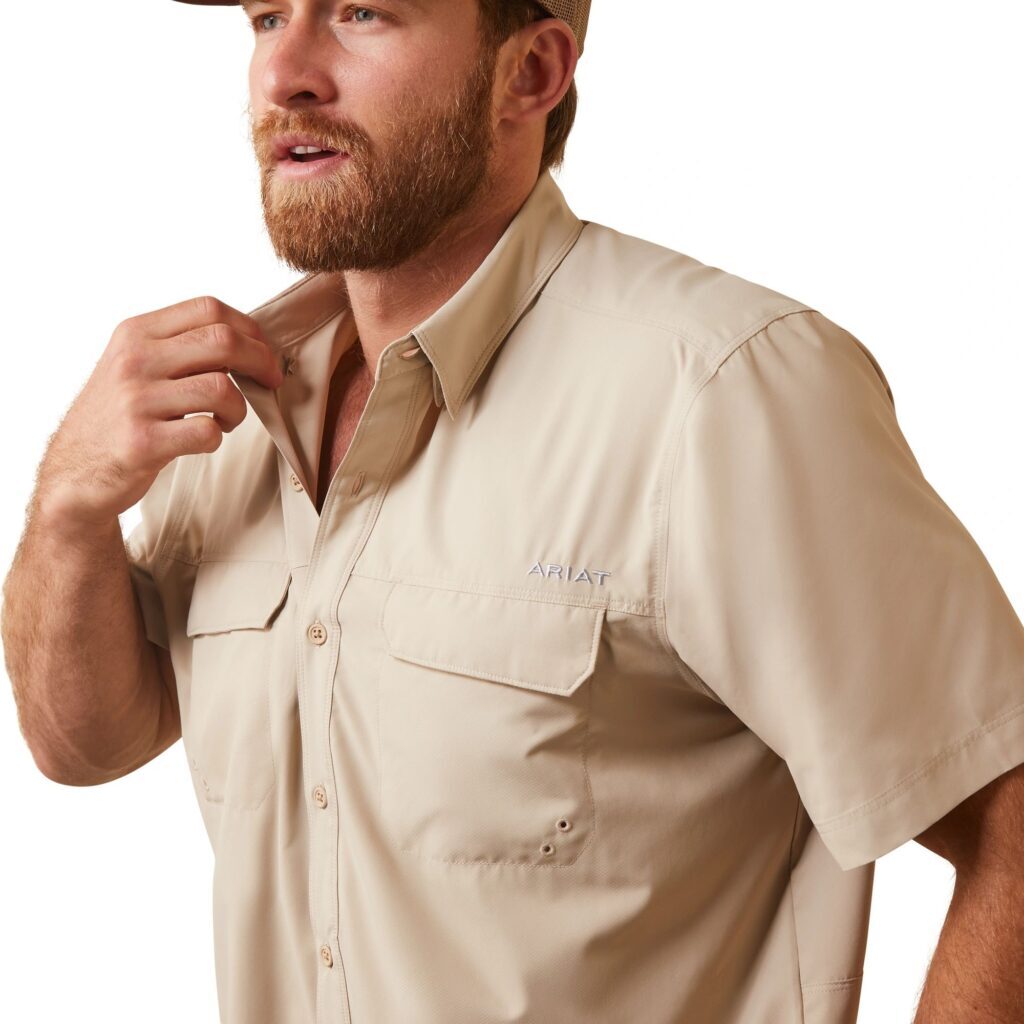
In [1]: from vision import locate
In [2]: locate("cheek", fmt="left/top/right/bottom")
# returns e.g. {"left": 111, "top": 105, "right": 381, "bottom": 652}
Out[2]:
{"left": 367, "top": 67, "right": 444, "bottom": 122}
{"left": 248, "top": 50, "right": 276, "bottom": 102}
{"left": 248, "top": 61, "right": 261, "bottom": 99}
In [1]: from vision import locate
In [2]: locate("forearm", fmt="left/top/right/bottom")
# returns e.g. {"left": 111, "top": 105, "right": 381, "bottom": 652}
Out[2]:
{"left": 913, "top": 863, "right": 1024, "bottom": 1022}
{"left": 1, "top": 494, "right": 165, "bottom": 784}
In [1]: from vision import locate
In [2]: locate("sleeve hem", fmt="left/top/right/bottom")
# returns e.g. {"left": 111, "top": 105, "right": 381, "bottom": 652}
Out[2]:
{"left": 815, "top": 681, "right": 1024, "bottom": 871}
{"left": 127, "top": 556, "right": 171, "bottom": 651}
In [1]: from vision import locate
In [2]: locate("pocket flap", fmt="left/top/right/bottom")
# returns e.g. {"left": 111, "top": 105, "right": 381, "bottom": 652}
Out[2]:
{"left": 186, "top": 560, "right": 292, "bottom": 637}
{"left": 381, "top": 583, "right": 606, "bottom": 696}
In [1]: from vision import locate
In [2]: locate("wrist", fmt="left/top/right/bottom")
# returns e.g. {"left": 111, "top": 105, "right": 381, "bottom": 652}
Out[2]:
{"left": 30, "top": 490, "right": 121, "bottom": 547}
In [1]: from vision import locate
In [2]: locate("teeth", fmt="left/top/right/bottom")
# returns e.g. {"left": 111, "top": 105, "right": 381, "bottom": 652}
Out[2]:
{"left": 289, "top": 145, "right": 327, "bottom": 154}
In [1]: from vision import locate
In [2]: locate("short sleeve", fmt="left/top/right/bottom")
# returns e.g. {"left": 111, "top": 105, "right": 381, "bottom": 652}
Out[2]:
{"left": 122, "top": 458, "right": 187, "bottom": 651}
{"left": 664, "top": 307, "right": 1024, "bottom": 871}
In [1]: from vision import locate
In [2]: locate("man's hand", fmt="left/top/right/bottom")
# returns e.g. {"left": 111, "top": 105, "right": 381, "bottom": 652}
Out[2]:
{"left": 34, "top": 294, "right": 285, "bottom": 534}
{"left": 912, "top": 761, "right": 1024, "bottom": 1022}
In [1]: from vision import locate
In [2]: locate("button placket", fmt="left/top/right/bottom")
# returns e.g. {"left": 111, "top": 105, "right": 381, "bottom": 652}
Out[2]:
{"left": 298, "top": 358, "right": 434, "bottom": 1024}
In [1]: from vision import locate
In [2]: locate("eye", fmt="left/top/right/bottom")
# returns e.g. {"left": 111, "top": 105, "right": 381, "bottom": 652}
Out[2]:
{"left": 343, "top": 6, "right": 384, "bottom": 23}
{"left": 248, "top": 6, "right": 385, "bottom": 34}
{"left": 249, "top": 13, "right": 284, "bottom": 34}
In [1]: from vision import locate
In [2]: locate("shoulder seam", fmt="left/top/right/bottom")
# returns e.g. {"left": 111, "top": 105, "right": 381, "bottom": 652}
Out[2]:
{"left": 711, "top": 304, "right": 818, "bottom": 377}
{"left": 652, "top": 303, "right": 816, "bottom": 705}
{"left": 540, "top": 291, "right": 815, "bottom": 359}
{"left": 676, "top": 304, "right": 819, "bottom": 429}
{"left": 539, "top": 288, "right": 716, "bottom": 354}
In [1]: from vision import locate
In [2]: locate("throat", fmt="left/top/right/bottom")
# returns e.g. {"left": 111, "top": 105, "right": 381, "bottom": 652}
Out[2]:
{"left": 316, "top": 350, "right": 373, "bottom": 514}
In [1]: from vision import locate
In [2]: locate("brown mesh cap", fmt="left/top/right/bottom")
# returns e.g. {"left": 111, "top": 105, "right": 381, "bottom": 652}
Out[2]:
{"left": 172, "top": 0, "right": 591, "bottom": 57}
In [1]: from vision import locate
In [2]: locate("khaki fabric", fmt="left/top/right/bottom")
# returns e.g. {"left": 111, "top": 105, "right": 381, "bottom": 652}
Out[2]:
{"left": 124, "top": 169, "right": 1024, "bottom": 1024}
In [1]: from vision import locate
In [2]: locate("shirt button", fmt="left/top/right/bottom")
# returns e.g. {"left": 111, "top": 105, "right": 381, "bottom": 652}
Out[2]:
{"left": 313, "top": 784, "right": 328, "bottom": 809}
{"left": 320, "top": 944, "right": 333, "bottom": 968}
{"left": 289, "top": 472, "right": 303, "bottom": 492}
{"left": 307, "top": 621, "right": 328, "bottom": 645}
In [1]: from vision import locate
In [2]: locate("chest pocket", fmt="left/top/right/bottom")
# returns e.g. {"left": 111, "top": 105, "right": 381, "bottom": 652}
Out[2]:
{"left": 184, "top": 559, "right": 292, "bottom": 810}
{"left": 378, "top": 581, "right": 605, "bottom": 867}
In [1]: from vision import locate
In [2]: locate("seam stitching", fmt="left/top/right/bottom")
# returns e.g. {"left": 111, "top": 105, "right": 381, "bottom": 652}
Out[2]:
{"left": 801, "top": 976, "right": 863, "bottom": 992}
{"left": 419, "top": 219, "right": 587, "bottom": 413}
{"left": 817, "top": 688, "right": 1024, "bottom": 833}
{"left": 357, "top": 572, "right": 612, "bottom": 610}
{"left": 540, "top": 288, "right": 715, "bottom": 353}
{"left": 651, "top": 306, "right": 817, "bottom": 704}
{"left": 787, "top": 791, "right": 807, "bottom": 1023}
{"left": 351, "top": 571, "right": 652, "bottom": 615}
{"left": 151, "top": 455, "right": 202, "bottom": 578}
{"left": 382, "top": 606, "right": 604, "bottom": 696}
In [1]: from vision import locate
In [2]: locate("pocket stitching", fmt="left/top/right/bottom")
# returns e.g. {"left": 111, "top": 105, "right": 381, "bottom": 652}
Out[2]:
{"left": 376, "top": 579, "right": 600, "bottom": 867}
{"left": 379, "top": 580, "right": 605, "bottom": 696}
{"left": 186, "top": 561, "right": 291, "bottom": 636}
{"left": 185, "top": 560, "right": 290, "bottom": 809}
{"left": 390, "top": 662, "right": 597, "bottom": 869}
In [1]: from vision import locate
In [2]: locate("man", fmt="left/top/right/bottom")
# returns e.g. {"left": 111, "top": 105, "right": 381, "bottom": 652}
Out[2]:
{"left": 4, "top": 0, "right": 1024, "bottom": 1021}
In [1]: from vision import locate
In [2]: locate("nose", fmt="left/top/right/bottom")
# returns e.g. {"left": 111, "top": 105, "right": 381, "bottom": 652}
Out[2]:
{"left": 255, "top": 15, "right": 339, "bottom": 109}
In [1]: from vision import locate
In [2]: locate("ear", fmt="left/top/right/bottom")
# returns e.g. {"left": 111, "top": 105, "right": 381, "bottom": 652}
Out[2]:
{"left": 493, "top": 17, "right": 577, "bottom": 126}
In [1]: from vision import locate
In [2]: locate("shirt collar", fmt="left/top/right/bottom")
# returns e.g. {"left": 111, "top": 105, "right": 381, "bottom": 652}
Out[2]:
{"left": 233, "top": 170, "right": 585, "bottom": 496}
{"left": 242, "top": 168, "right": 586, "bottom": 422}
{"left": 409, "top": 168, "right": 585, "bottom": 419}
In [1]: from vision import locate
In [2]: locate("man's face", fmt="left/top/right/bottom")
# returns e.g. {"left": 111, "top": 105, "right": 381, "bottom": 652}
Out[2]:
{"left": 246, "top": 0, "right": 501, "bottom": 274}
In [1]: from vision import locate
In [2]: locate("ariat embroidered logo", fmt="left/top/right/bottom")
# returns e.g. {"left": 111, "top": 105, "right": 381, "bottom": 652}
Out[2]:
{"left": 527, "top": 562, "right": 611, "bottom": 586}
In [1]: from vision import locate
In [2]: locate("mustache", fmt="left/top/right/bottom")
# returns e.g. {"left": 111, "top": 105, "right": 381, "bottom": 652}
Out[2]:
{"left": 247, "top": 108, "right": 361, "bottom": 162}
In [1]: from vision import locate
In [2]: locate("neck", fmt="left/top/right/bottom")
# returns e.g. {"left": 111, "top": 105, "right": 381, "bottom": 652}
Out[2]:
{"left": 341, "top": 172, "right": 532, "bottom": 377}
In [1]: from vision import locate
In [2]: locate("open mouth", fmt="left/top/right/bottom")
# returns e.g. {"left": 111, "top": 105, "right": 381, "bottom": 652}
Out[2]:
{"left": 291, "top": 150, "right": 338, "bottom": 162}
{"left": 274, "top": 146, "right": 351, "bottom": 178}
{"left": 283, "top": 144, "right": 347, "bottom": 163}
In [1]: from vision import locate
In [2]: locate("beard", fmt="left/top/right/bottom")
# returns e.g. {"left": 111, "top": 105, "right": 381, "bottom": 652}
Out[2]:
{"left": 249, "top": 42, "right": 501, "bottom": 274}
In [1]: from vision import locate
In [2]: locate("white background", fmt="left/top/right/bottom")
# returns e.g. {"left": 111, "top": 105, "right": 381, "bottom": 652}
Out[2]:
{"left": 1, "top": 1, "right": 1021, "bottom": 1021}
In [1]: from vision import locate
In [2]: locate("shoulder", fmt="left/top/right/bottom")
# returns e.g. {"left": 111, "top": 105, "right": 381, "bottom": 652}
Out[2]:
{"left": 545, "top": 218, "right": 814, "bottom": 365}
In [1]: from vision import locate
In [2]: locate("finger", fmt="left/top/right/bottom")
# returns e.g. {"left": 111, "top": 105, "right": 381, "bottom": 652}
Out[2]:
{"left": 149, "top": 414, "right": 228, "bottom": 462}
{"left": 121, "top": 294, "right": 269, "bottom": 348}
{"left": 146, "top": 372, "right": 250, "bottom": 434}
{"left": 150, "top": 325, "right": 284, "bottom": 391}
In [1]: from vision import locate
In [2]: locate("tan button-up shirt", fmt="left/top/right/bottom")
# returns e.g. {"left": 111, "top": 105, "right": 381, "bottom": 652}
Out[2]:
{"left": 124, "top": 169, "right": 1024, "bottom": 1024}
